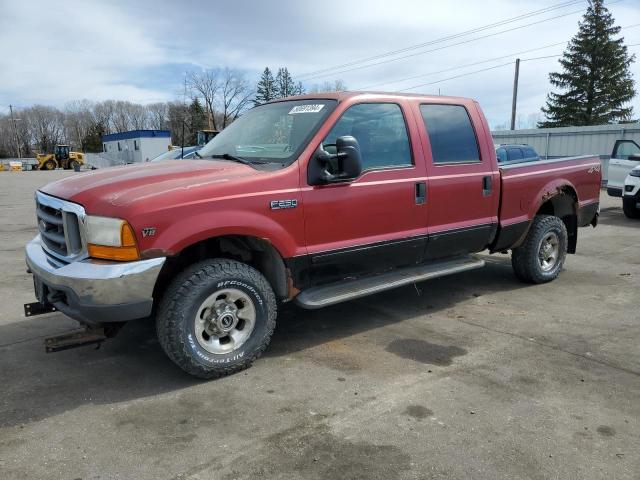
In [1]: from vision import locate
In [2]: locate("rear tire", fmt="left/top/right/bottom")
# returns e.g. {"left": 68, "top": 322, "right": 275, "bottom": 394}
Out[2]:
{"left": 156, "top": 259, "right": 277, "bottom": 379}
{"left": 511, "top": 215, "right": 567, "bottom": 284}
{"left": 623, "top": 198, "right": 640, "bottom": 219}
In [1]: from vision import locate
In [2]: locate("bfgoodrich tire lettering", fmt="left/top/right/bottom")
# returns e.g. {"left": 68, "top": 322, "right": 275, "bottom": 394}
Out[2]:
{"left": 156, "top": 259, "right": 277, "bottom": 379}
{"left": 511, "top": 215, "right": 568, "bottom": 284}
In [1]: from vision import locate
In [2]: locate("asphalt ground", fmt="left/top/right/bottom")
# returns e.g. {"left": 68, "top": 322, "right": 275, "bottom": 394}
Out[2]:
{"left": 1, "top": 170, "right": 638, "bottom": 479}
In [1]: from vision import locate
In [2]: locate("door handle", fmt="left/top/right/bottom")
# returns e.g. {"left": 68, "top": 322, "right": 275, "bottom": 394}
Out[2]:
{"left": 415, "top": 182, "right": 426, "bottom": 205}
{"left": 482, "top": 176, "right": 492, "bottom": 197}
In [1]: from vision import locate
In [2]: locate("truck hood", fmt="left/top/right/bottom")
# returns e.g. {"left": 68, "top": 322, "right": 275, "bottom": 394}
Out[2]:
{"left": 40, "top": 160, "right": 264, "bottom": 213}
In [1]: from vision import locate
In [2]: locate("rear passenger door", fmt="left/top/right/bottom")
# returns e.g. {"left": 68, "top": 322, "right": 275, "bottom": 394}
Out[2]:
{"left": 416, "top": 103, "right": 499, "bottom": 260}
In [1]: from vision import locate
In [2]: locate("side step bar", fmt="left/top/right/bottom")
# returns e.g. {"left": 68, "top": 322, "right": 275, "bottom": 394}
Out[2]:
{"left": 295, "top": 255, "right": 485, "bottom": 309}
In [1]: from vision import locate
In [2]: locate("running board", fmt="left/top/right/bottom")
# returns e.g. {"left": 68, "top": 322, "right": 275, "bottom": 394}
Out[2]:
{"left": 295, "top": 255, "right": 485, "bottom": 309}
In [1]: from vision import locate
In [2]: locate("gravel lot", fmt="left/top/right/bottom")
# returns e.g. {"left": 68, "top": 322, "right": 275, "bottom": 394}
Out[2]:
{"left": 1, "top": 170, "right": 639, "bottom": 480}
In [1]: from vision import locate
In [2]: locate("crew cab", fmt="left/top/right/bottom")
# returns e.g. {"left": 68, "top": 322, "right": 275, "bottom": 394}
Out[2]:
{"left": 25, "top": 92, "right": 601, "bottom": 378}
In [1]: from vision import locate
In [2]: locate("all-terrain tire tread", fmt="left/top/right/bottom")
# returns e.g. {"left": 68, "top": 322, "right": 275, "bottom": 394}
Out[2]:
{"left": 511, "top": 215, "right": 567, "bottom": 284}
{"left": 156, "top": 258, "right": 276, "bottom": 379}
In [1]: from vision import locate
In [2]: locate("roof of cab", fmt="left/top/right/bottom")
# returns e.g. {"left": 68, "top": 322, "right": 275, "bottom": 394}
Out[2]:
{"left": 265, "top": 91, "right": 477, "bottom": 105}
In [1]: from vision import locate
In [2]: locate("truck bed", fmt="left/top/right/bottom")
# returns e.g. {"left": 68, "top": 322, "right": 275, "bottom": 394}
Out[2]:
{"left": 492, "top": 155, "right": 602, "bottom": 251}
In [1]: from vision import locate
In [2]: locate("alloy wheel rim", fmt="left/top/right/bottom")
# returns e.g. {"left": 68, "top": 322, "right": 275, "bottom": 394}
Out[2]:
{"left": 538, "top": 232, "right": 560, "bottom": 272}
{"left": 194, "top": 288, "right": 256, "bottom": 354}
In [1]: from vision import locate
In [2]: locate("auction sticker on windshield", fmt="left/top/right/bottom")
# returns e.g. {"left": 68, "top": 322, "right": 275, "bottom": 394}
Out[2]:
{"left": 289, "top": 104, "right": 325, "bottom": 114}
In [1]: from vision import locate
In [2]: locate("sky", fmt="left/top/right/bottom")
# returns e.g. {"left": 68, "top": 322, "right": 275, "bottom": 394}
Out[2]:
{"left": 1, "top": 0, "right": 639, "bottom": 129}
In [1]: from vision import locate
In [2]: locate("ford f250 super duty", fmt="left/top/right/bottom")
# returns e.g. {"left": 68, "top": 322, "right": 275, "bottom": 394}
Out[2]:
{"left": 25, "top": 92, "right": 601, "bottom": 378}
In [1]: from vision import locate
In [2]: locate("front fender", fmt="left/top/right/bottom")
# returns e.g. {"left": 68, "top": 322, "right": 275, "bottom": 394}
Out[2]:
{"left": 143, "top": 209, "right": 303, "bottom": 259}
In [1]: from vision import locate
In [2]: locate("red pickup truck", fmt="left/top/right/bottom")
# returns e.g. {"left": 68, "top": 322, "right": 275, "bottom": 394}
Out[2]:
{"left": 25, "top": 92, "right": 601, "bottom": 378}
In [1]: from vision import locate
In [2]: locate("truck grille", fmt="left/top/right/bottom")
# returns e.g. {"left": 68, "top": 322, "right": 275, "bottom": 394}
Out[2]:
{"left": 35, "top": 192, "right": 86, "bottom": 261}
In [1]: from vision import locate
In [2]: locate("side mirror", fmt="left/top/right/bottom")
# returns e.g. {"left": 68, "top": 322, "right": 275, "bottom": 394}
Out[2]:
{"left": 308, "top": 135, "right": 363, "bottom": 185}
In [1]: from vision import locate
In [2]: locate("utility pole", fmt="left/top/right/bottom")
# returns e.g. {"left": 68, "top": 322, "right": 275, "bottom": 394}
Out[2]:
{"left": 510, "top": 58, "right": 520, "bottom": 131}
{"left": 9, "top": 104, "right": 22, "bottom": 159}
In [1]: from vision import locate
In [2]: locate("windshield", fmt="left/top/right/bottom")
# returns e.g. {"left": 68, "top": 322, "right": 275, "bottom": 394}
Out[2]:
{"left": 198, "top": 99, "right": 337, "bottom": 164}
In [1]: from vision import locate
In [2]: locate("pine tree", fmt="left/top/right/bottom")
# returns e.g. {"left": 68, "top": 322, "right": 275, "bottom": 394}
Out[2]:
{"left": 187, "top": 98, "right": 206, "bottom": 144}
{"left": 539, "top": 0, "right": 635, "bottom": 127}
{"left": 255, "top": 67, "right": 276, "bottom": 105}
{"left": 275, "top": 67, "right": 296, "bottom": 98}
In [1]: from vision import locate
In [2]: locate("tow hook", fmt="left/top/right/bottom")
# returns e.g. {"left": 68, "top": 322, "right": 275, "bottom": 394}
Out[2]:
{"left": 44, "top": 324, "right": 122, "bottom": 353}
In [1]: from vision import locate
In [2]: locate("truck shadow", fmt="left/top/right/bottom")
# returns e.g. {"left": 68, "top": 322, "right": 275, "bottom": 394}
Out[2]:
{"left": 0, "top": 256, "right": 525, "bottom": 428}
{"left": 597, "top": 206, "right": 640, "bottom": 228}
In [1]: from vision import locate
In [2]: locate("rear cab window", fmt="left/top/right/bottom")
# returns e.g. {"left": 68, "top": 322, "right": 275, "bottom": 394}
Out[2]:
{"left": 419, "top": 104, "right": 480, "bottom": 164}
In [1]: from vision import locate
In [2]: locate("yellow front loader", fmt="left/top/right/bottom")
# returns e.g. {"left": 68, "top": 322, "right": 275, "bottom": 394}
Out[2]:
{"left": 37, "top": 145, "right": 85, "bottom": 170}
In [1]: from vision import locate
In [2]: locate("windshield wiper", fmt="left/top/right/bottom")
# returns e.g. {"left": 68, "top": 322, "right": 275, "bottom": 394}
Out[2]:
{"left": 210, "top": 153, "right": 267, "bottom": 165}
{"left": 194, "top": 150, "right": 202, "bottom": 158}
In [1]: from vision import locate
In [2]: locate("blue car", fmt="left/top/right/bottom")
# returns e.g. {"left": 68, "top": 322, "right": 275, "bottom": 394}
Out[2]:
{"left": 495, "top": 144, "right": 540, "bottom": 165}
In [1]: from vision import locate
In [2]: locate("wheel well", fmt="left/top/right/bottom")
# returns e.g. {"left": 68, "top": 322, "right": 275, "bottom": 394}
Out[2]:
{"left": 536, "top": 186, "right": 578, "bottom": 254}
{"left": 153, "top": 236, "right": 290, "bottom": 305}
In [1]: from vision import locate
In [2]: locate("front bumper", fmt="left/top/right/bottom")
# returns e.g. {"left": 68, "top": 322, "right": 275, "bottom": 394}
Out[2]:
{"left": 25, "top": 235, "right": 165, "bottom": 324}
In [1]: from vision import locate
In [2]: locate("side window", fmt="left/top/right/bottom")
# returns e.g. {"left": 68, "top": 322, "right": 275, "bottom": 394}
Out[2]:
{"left": 420, "top": 104, "right": 480, "bottom": 164}
{"left": 522, "top": 147, "right": 538, "bottom": 160}
{"left": 496, "top": 147, "right": 507, "bottom": 163}
{"left": 323, "top": 103, "right": 412, "bottom": 170}
{"left": 507, "top": 148, "right": 523, "bottom": 162}
{"left": 614, "top": 140, "right": 640, "bottom": 160}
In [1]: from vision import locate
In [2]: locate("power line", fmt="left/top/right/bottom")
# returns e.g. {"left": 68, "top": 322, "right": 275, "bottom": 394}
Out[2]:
{"left": 298, "top": 0, "right": 586, "bottom": 79}
{"left": 359, "top": 21, "right": 638, "bottom": 91}
{"left": 358, "top": 42, "right": 568, "bottom": 90}
{"left": 301, "top": 5, "right": 597, "bottom": 81}
{"left": 398, "top": 62, "right": 516, "bottom": 92}
{"left": 397, "top": 41, "right": 640, "bottom": 93}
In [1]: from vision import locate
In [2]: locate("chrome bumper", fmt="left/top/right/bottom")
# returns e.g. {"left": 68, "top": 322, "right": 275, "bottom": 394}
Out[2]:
{"left": 25, "top": 235, "right": 165, "bottom": 324}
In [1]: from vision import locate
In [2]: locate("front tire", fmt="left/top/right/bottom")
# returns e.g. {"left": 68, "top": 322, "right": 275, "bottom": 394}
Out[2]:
{"left": 511, "top": 215, "right": 568, "bottom": 284}
{"left": 156, "top": 259, "right": 277, "bottom": 379}
{"left": 623, "top": 198, "right": 640, "bottom": 219}
{"left": 43, "top": 160, "right": 56, "bottom": 170}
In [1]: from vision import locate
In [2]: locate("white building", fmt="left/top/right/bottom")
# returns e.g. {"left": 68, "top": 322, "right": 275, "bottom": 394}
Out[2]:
{"left": 101, "top": 130, "right": 172, "bottom": 164}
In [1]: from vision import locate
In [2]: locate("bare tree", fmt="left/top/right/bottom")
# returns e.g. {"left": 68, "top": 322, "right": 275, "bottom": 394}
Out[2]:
{"left": 309, "top": 79, "right": 347, "bottom": 93}
{"left": 188, "top": 69, "right": 219, "bottom": 130}
{"left": 23, "top": 105, "right": 65, "bottom": 153}
{"left": 64, "top": 100, "right": 95, "bottom": 150}
{"left": 219, "top": 68, "right": 254, "bottom": 129}
{"left": 147, "top": 102, "right": 169, "bottom": 130}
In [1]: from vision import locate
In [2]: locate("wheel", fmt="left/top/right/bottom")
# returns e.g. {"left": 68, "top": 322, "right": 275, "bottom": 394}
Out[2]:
{"left": 43, "top": 160, "right": 56, "bottom": 170}
{"left": 511, "top": 215, "right": 568, "bottom": 284}
{"left": 70, "top": 160, "right": 80, "bottom": 171}
{"left": 623, "top": 198, "right": 640, "bottom": 219}
{"left": 156, "top": 259, "right": 277, "bottom": 378}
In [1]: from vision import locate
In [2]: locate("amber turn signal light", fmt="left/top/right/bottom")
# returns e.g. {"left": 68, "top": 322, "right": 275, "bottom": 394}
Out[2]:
{"left": 88, "top": 222, "right": 140, "bottom": 261}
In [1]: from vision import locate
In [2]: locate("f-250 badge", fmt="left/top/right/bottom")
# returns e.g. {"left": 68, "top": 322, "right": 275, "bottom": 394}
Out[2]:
{"left": 270, "top": 199, "right": 298, "bottom": 210}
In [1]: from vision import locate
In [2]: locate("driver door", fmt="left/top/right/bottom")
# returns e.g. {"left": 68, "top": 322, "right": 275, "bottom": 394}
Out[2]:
{"left": 301, "top": 102, "right": 428, "bottom": 286}
{"left": 608, "top": 140, "right": 640, "bottom": 195}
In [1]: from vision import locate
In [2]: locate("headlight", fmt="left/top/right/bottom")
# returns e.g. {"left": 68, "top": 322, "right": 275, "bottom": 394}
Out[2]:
{"left": 85, "top": 216, "right": 139, "bottom": 261}
{"left": 629, "top": 169, "right": 640, "bottom": 177}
